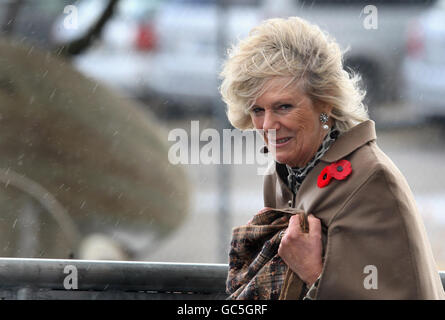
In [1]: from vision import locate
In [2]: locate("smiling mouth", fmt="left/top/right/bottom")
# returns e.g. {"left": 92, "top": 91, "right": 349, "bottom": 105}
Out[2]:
{"left": 269, "top": 137, "right": 292, "bottom": 146}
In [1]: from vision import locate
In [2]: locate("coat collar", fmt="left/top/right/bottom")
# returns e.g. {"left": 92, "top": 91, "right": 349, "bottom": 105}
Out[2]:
{"left": 273, "top": 120, "right": 376, "bottom": 188}
{"left": 320, "top": 120, "right": 376, "bottom": 163}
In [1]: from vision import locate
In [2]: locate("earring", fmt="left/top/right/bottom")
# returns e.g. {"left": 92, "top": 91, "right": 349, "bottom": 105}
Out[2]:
{"left": 320, "top": 112, "right": 329, "bottom": 130}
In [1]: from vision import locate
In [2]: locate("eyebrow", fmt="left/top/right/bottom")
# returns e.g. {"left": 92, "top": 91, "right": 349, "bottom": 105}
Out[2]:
{"left": 250, "top": 99, "right": 294, "bottom": 110}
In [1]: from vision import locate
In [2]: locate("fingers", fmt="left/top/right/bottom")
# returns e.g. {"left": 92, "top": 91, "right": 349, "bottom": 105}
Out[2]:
{"left": 307, "top": 214, "right": 322, "bottom": 238}
{"left": 278, "top": 214, "right": 324, "bottom": 285}
{"left": 286, "top": 213, "right": 321, "bottom": 238}
{"left": 286, "top": 214, "right": 302, "bottom": 237}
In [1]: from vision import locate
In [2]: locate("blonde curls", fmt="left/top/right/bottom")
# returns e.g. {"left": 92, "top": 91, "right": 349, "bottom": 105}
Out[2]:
{"left": 219, "top": 17, "right": 369, "bottom": 133}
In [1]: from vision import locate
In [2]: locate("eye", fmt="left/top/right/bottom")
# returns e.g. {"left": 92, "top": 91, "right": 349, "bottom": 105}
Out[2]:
{"left": 250, "top": 107, "right": 264, "bottom": 115}
{"left": 278, "top": 104, "right": 292, "bottom": 110}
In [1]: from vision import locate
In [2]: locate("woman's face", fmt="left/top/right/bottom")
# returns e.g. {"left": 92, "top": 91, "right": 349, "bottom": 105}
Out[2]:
{"left": 250, "top": 77, "right": 330, "bottom": 168}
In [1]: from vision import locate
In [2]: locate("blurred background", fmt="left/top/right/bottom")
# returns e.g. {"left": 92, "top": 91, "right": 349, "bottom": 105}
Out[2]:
{"left": 0, "top": 0, "right": 444, "bottom": 268}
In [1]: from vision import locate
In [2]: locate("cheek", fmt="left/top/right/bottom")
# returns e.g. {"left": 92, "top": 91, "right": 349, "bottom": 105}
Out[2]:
{"left": 286, "top": 110, "right": 315, "bottom": 131}
{"left": 250, "top": 115, "right": 263, "bottom": 129}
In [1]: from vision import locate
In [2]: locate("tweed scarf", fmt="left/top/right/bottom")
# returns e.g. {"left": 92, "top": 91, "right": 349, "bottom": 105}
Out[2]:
{"left": 226, "top": 208, "right": 306, "bottom": 300}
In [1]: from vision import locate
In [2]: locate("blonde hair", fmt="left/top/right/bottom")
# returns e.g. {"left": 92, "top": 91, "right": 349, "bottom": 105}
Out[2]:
{"left": 219, "top": 17, "right": 369, "bottom": 133}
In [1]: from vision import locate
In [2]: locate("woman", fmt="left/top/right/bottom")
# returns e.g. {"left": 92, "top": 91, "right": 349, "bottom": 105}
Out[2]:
{"left": 220, "top": 17, "right": 445, "bottom": 300}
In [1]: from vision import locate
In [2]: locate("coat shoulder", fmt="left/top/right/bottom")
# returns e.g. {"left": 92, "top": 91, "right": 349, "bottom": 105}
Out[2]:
{"left": 335, "top": 140, "right": 416, "bottom": 221}
{"left": 320, "top": 142, "right": 445, "bottom": 299}
{"left": 349, "top": 140, "right": 403, "bottom": 181}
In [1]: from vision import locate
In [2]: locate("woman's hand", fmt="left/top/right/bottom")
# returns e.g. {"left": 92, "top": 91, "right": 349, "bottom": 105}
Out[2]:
{"left": 278, "top": 213, "right": 323, "bottom": 287}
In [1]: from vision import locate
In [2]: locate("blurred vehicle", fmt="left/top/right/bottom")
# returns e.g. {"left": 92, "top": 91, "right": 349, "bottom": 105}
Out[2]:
{"left": 0, "top": 0, "right": 70, "bottom": 48}
{"left": 51, "top": 0, "right": 162, "bottom": 98}
{"left": 147, "top": 0, "right": 262, "bottom": 114}
{"left": 147, "top": 0, "right": 435, "bottom": 114}
{"left": 402, "top": 0, "right": 445, "bottom": 120}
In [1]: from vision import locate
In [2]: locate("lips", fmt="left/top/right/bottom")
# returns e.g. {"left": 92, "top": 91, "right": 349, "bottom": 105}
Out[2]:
{"left": 276, "top": 137, "right": 291, "bottom": 143}
{"left": 268, "top": 137, "right": 292, "bottom": 147}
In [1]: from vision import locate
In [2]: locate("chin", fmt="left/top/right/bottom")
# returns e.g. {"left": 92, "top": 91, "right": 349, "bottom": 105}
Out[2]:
{"left": 274, "top": 154, "right": 294, "bottom": 167}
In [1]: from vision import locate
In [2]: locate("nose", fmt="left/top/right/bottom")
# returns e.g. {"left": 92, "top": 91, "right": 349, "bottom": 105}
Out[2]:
{"left": 263, "top": 110, "right": 280, "bottom": 141}
{"left": 263, "top": 110, "right": 280, "bottom": 136}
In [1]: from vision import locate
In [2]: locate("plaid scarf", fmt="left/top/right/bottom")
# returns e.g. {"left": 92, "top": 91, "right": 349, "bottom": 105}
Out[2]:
{"left": 226, "top": 208, "right": 306, "bottom": 300}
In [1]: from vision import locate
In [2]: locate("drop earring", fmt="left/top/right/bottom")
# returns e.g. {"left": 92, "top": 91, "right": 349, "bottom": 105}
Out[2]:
{"left": 320, "top": 112, "right": 329, "bottom": 130}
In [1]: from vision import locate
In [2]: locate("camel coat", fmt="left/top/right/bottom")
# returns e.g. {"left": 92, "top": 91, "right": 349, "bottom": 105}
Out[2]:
{"left": 263, "top": 120, "right": 445, "bottom": 299}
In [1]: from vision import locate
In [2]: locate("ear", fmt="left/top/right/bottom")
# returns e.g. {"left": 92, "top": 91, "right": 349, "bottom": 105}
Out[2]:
{"left": 325, "top": 104, "right": 334, "bottom": 116}
{"left": 315, "top": 101, "right": 333, "bottom": 115}
{"left": 314, "top": 101, "right": 335, "bottom": 130}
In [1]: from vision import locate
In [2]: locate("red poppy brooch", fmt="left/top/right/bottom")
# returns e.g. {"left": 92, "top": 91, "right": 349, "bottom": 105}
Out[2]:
{"left": 317, "top": 159, "right": 352, "bottom": 188}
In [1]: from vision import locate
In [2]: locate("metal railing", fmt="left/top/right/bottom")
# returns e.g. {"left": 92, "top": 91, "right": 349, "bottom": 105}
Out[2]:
{"left": 0, "top": 258, "right": 228, "bottom": 300}
{"left": 0, "top": 258, "right": 444, "bottom": 300}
